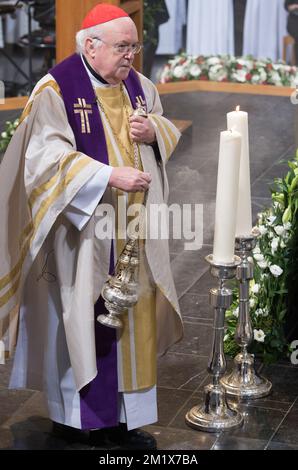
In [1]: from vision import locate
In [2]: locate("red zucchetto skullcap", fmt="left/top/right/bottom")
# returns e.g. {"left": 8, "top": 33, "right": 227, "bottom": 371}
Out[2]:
{"left": 81, "top": 3, "right": 129, "bottom": 30}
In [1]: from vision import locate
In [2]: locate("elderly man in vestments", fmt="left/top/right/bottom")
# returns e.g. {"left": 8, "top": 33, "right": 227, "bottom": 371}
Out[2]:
{"left": 0, "top": 3, "right": 183, "bottom": 449}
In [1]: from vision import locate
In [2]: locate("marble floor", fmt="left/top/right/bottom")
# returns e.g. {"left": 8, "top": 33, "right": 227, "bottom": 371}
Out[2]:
{"left": 0, "top": 89, "right": 298, "bottom": 451}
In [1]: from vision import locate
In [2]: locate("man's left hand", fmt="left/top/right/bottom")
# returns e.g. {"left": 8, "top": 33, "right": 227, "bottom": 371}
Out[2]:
{"left": 129, "top": 115, "right": 156, "bottom": 144}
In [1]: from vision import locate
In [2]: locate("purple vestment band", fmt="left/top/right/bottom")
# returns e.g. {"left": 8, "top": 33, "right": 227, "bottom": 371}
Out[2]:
{"left": 50, "top": 54, "right": 146, "bottom": 163}
{"left": 50, "top": 54, "right": 146, "bottom": 429}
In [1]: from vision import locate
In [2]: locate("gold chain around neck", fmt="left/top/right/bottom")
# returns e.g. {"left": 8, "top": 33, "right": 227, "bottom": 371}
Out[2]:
{"left": 96, "top": 83, "right": 140, "bottom": 170}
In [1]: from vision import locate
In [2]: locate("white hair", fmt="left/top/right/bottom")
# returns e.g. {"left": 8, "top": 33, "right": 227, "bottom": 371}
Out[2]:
{"left": 75, "top": 25, "right": 105, "bottom": 54}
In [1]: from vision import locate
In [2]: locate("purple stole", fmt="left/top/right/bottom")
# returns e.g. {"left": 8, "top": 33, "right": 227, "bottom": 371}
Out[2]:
{"left": 50, "top": 54, "right": 146, "bottom": 429}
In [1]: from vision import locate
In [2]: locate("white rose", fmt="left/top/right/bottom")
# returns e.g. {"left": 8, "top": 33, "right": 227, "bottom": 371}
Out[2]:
{"left": 207, "top": 57, "right": 221, "bottom": 66}
{"left": 252, "top": 283, "right": 260, "bottom": 294}
{"left": 209, "top": 64, "right": 227, "bottom": 82}
{"left": 270, "top": 71, "right": 282, "bottom": 85}
{"left": 173, "top": 66, "right": 185, "bottom": 79}
{"left": 1, "top": 131, "right": 7, "bottom": 138}
{"left": 258, "top": 260, "right": 269, "bottom": 269}
{"left": 258, "top": 225, "right": 267, "bottom": 236}
{"left": 274, "top": 225, "right": 285, "bottom": 237}
{"left": 269, "top": 265, "right": 283, "bottom": 277}
{"left": 254, "top": 329, "right": 266, "bottom": 343}
{"left": 254, "top": 253, "right": 264, "bottom": 262}
{"left": 251, "top": 73, "right": 262, "bottom": 84}
{"left": 232, "top": 70, "right": 247, "bottom": 82}
{"left": 190, "top": 64, "right": 201, "bottom": 78}
{"left": 249, "top": 298, "right": 256, "bottom": 308}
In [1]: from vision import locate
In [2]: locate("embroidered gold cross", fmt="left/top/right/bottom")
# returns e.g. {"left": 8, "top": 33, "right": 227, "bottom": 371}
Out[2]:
{"left": 74, "top": 98, "right": 92, "bottom": 134}
{"left": 135, "top": 95, "right": 147, "bottom": 116}
{"left": 136, "top": 95, "right": 146, "bottom": 109}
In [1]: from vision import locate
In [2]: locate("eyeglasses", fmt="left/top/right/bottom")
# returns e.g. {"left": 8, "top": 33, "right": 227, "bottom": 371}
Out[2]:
{"left": 92, "top": 37, "right": 143, "bottom": 55}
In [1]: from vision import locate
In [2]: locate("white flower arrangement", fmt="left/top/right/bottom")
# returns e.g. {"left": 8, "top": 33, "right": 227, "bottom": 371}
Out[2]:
{"left": 159, "top": 53, "right": 298, "bottom": 88}
{"left": 225, "top": 152, "right": 298, "bottom": 363}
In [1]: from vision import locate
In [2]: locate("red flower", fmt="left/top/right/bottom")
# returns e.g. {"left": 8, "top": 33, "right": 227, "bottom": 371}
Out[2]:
{"left": 266, "top": 63, "right": 273, "bottom": 70}
{"left": 200, "top": 75, "right": 208, "bottom": 81}
{"left": 246, "top": 73, "right": 252, "bottom": 81}
{"left": 236, "top": 63, "right": 243, "bottom": 70}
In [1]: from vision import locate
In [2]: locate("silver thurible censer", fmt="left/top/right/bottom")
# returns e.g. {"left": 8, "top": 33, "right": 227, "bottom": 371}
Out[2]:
{"left": 97, "top": 236, "right": 140, "bottom": 329}
{"left": 97, "top": 97, "right": 148, "bottom": 329}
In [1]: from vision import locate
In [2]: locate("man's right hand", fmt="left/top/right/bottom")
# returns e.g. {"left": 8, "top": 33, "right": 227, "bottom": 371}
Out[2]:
{"left": 108, "top": 167, "right": 152, "bottom": 192}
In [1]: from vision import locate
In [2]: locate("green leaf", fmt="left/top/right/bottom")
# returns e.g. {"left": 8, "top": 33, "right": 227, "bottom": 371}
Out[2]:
{"left": 288, "top": 161, "right": 297, "bottom": 171}
{"left": 282, "top": 206, "right": 292, "bottom": 224}
{"left": 277, "top": 309, "right": 287, "bottom": 321}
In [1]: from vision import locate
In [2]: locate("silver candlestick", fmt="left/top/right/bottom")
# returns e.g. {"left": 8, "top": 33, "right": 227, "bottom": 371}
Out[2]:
{"left": 185, "top": 254, "right": 243, "bottom": 432}
{"left": 221, "top": 235, "right": 272, "bottom": 399}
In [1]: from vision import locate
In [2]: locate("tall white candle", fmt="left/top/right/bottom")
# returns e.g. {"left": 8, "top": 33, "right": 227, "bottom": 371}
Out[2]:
{"left": 213, "top": 129, "right": 242, "bottom": 264}
{"left": 227, "top": 107, "right": 252, "bottom": 237}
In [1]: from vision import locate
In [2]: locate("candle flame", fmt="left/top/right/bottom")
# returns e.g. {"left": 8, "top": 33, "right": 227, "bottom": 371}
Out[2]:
{"left": 236, "top": 105, "right": 240, "bottom": 112}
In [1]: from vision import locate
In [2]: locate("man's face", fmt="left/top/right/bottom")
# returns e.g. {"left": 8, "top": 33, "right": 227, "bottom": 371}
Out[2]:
{"left": 88, "top": 18, "right": 139, "bottom": 85}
